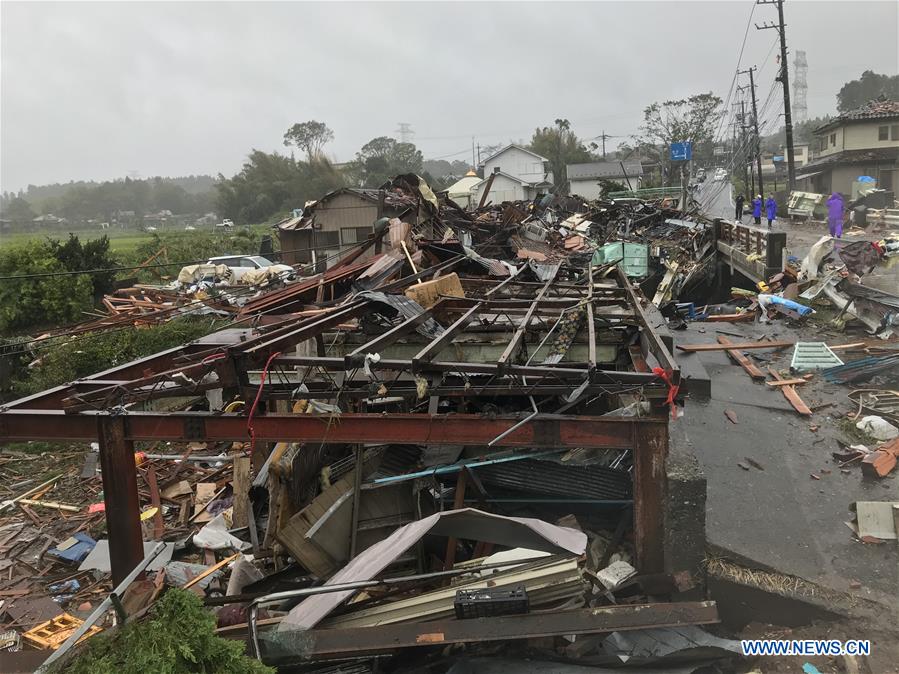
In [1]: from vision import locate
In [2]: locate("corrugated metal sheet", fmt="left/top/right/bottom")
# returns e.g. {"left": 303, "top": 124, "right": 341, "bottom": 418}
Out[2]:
{"left": 470, "top": 457, "right": 631, "bottom": 500}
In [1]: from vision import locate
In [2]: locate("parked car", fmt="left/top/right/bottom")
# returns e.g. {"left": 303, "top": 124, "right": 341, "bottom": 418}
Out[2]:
{"left": 215, "top": 219, "right": 234, "bottom": 228}
{"left": 696, "top": 168, "right": 706, "bottom": 183}
{"left": 206, "top": 255, "right": 275, "bottom": 281}
{"left": 184, "top": 225, "right": 196, "bottom": 231}
{"left": 713, "top": 168, "right": 727, "bottom": 182}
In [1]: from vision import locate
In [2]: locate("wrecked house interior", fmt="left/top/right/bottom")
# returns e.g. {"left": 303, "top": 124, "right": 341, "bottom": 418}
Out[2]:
{"left": 1, "top": 172, "right": 898, "bottom": 673}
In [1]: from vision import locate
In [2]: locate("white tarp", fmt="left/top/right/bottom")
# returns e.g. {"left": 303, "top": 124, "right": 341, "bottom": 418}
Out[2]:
{"left": 177, "top": 263, "right": 233, "bottom": 285}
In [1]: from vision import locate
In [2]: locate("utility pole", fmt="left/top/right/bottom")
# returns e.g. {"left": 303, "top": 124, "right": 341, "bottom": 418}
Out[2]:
{"left": 471, "top": 137, "right": 476, "bottom": 168}
{"left": 740, "top": 67, "right": 764, "bottom": 199}
{"left": 756, "top": 0, "right": 796, "bottom": 192}
{"left": 737, "top": 93, "right": 753, "bottom": 197}
{"left": 601, "top": 130, "right": 607, "bottom": 159}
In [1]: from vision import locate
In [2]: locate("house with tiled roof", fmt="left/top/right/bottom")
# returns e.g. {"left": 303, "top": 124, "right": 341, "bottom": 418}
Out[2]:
{"left": 796, "top": 99, "right": 899, "bottom": 196}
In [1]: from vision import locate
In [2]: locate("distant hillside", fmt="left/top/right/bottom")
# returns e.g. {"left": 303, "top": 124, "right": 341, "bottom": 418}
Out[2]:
{"left": 1, "top": 175, "right": 218, "bottom": 226}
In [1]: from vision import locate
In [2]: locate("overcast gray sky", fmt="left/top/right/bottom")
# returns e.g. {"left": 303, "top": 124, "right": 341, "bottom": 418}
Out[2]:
{"left": 2, "top": 0, "right": 897, "bottom": 192}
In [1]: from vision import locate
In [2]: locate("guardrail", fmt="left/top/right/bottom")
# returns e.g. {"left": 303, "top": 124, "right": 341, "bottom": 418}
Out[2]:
{"left": 714, "top": 219, "right": 786, "bottom": 282}
{"left": 606, "top": 187, "right": 682, "bottom": 200}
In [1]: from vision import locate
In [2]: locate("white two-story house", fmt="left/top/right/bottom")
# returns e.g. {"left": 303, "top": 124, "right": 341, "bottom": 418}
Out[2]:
{"left": 796, "top": 99, "right": 899, "bottom": 196}
{"left": 470, "top": 145, "right": 554, "bottom": 205}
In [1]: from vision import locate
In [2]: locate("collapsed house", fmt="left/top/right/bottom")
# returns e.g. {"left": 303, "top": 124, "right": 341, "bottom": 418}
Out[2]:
{"left": 0, "top": 177, "right": 734, "bottom": 671}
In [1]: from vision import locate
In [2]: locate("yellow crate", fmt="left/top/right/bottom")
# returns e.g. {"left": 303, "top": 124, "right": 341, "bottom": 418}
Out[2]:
{"left": 22, "top": 613, "right": 102, "bottom": 650}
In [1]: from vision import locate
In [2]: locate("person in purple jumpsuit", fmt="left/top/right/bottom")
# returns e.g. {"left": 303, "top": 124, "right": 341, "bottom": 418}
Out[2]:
{"left": 765, "top": 196, "right": 777, "bottom": 228}
{"left": 827, "top": 192, "right": 844, "bottom": 238}
{"left": 751, "top": 195, "right": 762, "bottom": 224}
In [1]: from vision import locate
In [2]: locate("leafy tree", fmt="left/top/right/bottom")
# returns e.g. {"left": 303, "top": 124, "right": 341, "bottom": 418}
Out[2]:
{"left": 0, "top": 240, "right": 94, "bottom": 333}
{"left": 8, "top": 316, "right": 227, "bottom": 397}
{"left": 837, "top": 71, "right": 899, "bottom": 113}
{"left": 215, "top": 151, "right": 345, "bottom": 225}
{"left": 0, "top": 196, "right": 35, "bottom": 223}
{"left": 349, "top": 137, "right": 424, "bottom": 187}
{"left": 759, "top": 115, "right": 833, "bottom": 154}
{"left": 639, "top": 92, "right": 723, "bottom": 184}
{"left": 283, "top": 120, "right": 335, "bottom": 160}
{"left": 422, "top": 159, "right": 471, "bottom": 180}
{"left": 598, "top": 179, "right": 629, "bottom": 196}
{"left": 48, "top": 234, "right": 117, "bottom": 297}
{"left": 528, "top": 119, "right": 592, "bottom": 195}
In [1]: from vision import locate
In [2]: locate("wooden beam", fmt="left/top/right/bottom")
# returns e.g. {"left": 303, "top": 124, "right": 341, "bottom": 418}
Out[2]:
{"left": 767, "top": 367, "right": 812, "bottom": 416}
{"left": 716, "top": 336, "right": 765, "bottom": 380}
{"left": 765, "top": 378, "right": 807, "bottom": 387}
{"left": 677, "top": 340, "right": 794, "bottom": 352}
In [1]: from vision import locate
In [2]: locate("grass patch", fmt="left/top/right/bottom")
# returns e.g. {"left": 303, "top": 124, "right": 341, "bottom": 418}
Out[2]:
{"left": 838, "top": 416, "right": 877, "bottom": 445}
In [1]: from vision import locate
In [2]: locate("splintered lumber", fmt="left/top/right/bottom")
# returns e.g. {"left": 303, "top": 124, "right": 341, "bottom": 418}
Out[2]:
{"left": 767, "top": 367, "right": 812, "bottom": 416}
{"left": 677, "top": 340, "right": 794, "bottom": 352}
{"left": 182, "top": 553, "right": 240, "bottom": 589}
{"left": 716, "top": 336, "right": 765, "bottom": 380}
{"left": 704, "top": 312, "right": 756, "bottom": 323}
{"left": 765, "top": 378, "right": 807, "bottom": 387}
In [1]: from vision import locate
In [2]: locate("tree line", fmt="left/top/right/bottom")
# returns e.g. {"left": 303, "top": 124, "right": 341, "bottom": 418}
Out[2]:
{"left": 1, "top": 176, "right": 217, "bottom": 227}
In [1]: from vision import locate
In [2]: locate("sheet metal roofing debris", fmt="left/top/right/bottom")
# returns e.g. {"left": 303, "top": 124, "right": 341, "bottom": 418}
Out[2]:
{"left": 790, "top": 342, "right": 844, "bottom": 372}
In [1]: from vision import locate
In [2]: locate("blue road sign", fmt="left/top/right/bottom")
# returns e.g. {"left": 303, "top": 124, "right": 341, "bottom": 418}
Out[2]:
{"left": 670, "top": 142, "right": 692, "bottom": 161}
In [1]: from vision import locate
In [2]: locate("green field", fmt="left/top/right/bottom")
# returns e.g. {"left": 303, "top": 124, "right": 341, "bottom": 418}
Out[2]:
{"left": 0, "top": 224, "right": 273, "bottom": 256}
{"left": 0, "top": 228, "right": 155, "bottom": 253}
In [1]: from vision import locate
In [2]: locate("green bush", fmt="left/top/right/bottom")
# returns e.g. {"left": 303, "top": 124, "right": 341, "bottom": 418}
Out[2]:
{"left": 0, "top": 239, "right": 95, "bottom": 334}
{"left": 6, "top": 317, "right": 226, "bottom": 398}
{"left": 53, "top": 589, "right": 273, "bottom": 674}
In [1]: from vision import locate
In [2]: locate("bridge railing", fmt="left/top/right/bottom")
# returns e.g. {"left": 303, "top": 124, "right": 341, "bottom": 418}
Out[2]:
{"left": 606, "top": 187, "right": 682, "bottom": 201}
{"left": 714, "top": 219, "right": 786, "bottom": 281}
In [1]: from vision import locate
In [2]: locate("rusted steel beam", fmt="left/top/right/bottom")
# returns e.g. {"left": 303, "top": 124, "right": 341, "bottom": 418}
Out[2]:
{"left": 633, "top": 419, "right": 668, "bottom": 574}
{"left": 412, "top": 302, "right": 483, "bottom": 369}
{"left": 97, "top": 416, "right": 144, "bottom": 586}
{"left": 343, "top": 302, "right": 441, "bottom": 369}
{"left": 616, "top": 266, "right": 680, "bottom": 389}
{"left": 269, "top": 602, "right": 719, "bottom": 659}
{"left": 241, "top": 302, "right": 368, "bottom": 357}
{"left": 0, "top": 410, "right": 654, "bottom": 449}
{"left": 497, "top": 265, "right": 560, "bottom": 373}
{"left": 246, "top": 381, "right": 671, "bottom": 400}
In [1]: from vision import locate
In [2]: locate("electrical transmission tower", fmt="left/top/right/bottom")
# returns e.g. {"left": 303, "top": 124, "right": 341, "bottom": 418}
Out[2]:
{"left": 793, "top": 50, "right": 808, "bottom": 123}
{"left": 395, "top": 123, "right": 414, "bottom": 144}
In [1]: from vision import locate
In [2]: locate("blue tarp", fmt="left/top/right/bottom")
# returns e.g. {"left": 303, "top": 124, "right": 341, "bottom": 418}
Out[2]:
{"left": 46, "top": 532, "right": 96, "bottom": 563}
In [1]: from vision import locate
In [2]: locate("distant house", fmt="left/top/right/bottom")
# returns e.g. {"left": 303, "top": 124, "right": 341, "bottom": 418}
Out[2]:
{"left": 470, "top": 145, "right": 553, "bottom": 204}
{"left": 32, "top": 214, "right": 68, "bottom": 226}
{"left": 445, "top": 171, "right": 481, "bottom": 208}
{"left": 566, "top": 161, "right": 644, "bottom": 199}
{"left": 276, "top": 187, "right": 417, "bottom": 269}
{"left": 796, "top": 100, "right": 899, "bottom": 195}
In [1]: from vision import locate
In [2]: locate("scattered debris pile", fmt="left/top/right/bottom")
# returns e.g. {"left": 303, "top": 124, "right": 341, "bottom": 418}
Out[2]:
{"left": 0, "top": 174, "right": 744, "bottom": 671}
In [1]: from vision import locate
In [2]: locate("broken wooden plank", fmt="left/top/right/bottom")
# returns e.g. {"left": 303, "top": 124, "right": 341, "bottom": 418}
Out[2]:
{"left": 182, "top": 553, "right": 240, "bottom": 590}
{"left": 765, "top": 378, "right": 808, "bottom": 387}
{"left": 231, "top": 457, "right": 252, "bottom": 529}
{"left": 145, "top": 465, "right": 165, "bottom": 540}
{"left": 677, "top": 340, "right": 794, "bottom": 352}
{"left": 703, "top": 312, "right": 756, "bottom": 323}
{"left": 17, "top": 499, "right": 80, "bottom": 512}
{"left": 716, "top": 336, "right": 765, "bottom": 380}
{"left": 767, "top": 366, "right": 812, "bottom": 416}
